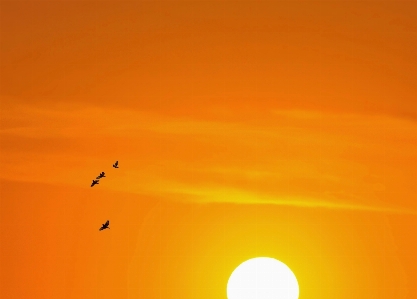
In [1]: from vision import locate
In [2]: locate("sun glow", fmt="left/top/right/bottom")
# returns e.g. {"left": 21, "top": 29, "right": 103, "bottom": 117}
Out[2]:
{"left": 227, "top": 257, "right": 299, "bottom": 299}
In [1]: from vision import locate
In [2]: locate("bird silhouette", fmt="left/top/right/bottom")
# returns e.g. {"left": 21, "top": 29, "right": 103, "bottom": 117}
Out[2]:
{"left": 113, "top": 161, "right": 119, "bottom": 168}
{"left": 91, "top": 179, "right": 99, "bottom": 187}
{"left": 96, "top": 172, "right": 106, "bottom": 179}
{"left": 99, "top": 220, "right": 110, "bottom": 231}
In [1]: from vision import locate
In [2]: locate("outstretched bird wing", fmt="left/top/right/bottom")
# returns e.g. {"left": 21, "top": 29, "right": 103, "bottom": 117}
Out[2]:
{"left": 105, "top": 220, "right": 109, "bottom": 226}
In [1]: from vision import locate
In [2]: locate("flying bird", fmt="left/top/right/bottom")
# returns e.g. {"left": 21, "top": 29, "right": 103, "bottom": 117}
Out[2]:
{"left": 99, "top": 220, "right": 110, "bottom": 231}
{"left": 91, "top": 179, "right": 99, "bottom": 187}
{"left": 96, "top": 172, "right": 106, "bottom": 179}
{"left": 113, "top": 161, "right": 119, "bottom": 168}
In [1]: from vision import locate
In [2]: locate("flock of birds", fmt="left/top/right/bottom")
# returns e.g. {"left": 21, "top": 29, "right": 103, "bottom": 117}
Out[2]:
{"left": 91, "top": 160, "right": 119, "bottom": 187}
{"left": 92, "top": 160, "right": 119, "bottom": 231}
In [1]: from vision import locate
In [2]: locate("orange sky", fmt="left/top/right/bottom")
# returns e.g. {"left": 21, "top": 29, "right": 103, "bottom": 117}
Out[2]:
{"left": 1, "top": 1, "right": 416, "bottom": 299}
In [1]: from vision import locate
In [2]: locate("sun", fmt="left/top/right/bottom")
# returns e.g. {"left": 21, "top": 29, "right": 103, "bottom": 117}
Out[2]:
{"left": 227, "top": 257, "right": 299, "bottom": 299}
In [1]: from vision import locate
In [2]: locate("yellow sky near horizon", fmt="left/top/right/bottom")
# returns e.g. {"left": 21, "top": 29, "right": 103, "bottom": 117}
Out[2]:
{"left": 1, "top": 1, "right": 416, "bottom": 299}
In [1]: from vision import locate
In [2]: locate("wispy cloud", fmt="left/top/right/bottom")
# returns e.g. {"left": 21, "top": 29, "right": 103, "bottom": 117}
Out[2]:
{"left": 1, "top": 103, "right": 415, "bottom": 215}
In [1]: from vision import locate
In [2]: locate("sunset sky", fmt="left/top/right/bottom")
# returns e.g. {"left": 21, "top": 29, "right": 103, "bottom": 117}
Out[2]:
{"left": 0, "top": 1, "right": 416, "bottom": 299}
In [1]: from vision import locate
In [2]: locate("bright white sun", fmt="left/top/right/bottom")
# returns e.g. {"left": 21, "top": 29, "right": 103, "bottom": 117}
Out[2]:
{"left": 227, "top": 257, "right": 299, "bottom": 299}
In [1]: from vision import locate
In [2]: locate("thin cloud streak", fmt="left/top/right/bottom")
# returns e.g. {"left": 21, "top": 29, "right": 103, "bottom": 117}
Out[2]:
{"left": 167, "top": 186, "right": 417, "bottom": 215}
